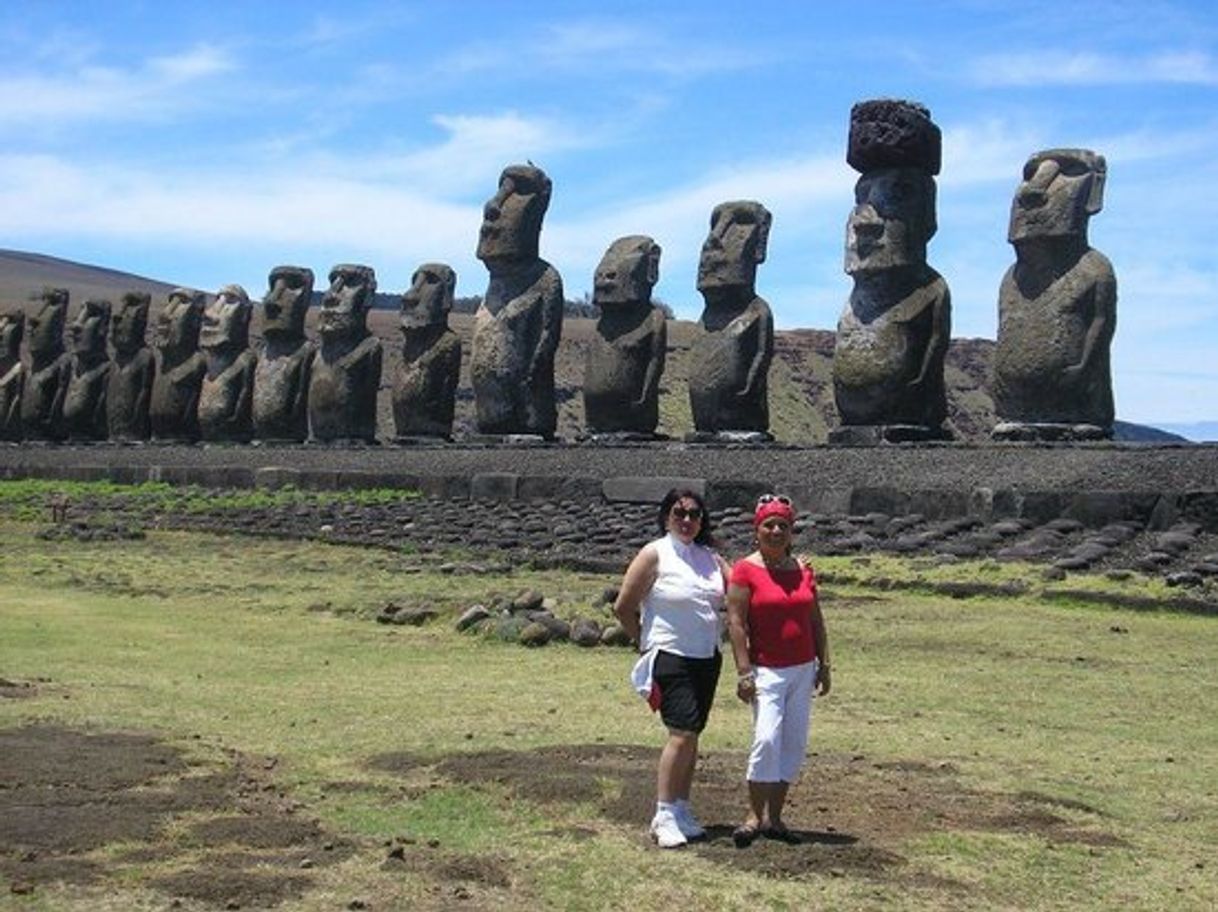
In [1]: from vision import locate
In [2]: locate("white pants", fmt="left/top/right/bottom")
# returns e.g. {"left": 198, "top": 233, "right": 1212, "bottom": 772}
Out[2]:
{"left": 747, "top": 659, "right": 817, "bottom": 783}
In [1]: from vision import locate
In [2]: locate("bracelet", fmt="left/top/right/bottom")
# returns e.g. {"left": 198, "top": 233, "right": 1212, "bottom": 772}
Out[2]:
{"left": 737, "top": 669, "right": 755, "bottom": 683}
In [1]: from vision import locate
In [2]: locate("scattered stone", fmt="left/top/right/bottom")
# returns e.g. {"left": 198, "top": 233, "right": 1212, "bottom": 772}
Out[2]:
{"left": 1042, "top": 566, "right": 1068, "bottom": 581}
{"left": 519, "top": 622, "right": 552, "bottom": 647}
{"left": 570, "top": 618, "right": 602, "bottom": 647}
{"left": 510, "top": 589, "right": 545, "bottom": 613}
{"left": 455, "top": 605, "right": 492, "bottom": 632}
{"left": 600, "top": 624, "right": 632, "bottom": 647}
{"left": 1166, "top": 572, "right": 1203, "bottom": 589}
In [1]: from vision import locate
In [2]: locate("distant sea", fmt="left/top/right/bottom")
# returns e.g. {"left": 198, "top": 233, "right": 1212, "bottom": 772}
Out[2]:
{"left": 1154, "top": 422, "right": 1218, "bottom": 443}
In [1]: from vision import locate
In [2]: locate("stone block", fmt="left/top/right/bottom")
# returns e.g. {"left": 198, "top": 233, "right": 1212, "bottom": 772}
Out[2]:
{"left": 603, "top": 476, "right": 705, "bottom": 504}
{"left": 471, "top": 472, "right": 519, "bottom": 500}
{"left": 847, "top": 98, "right": 941, "bottom": 175}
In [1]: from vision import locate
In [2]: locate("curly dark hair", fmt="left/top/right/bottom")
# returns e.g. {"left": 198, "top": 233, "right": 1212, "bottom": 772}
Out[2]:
{"left": 657, "top": 488, "right": 714, "bottom": 547}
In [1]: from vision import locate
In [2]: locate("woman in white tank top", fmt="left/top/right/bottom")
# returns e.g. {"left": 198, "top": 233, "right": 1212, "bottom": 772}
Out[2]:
{"left": 613, "top": 488, "right": 729, "bottom": 848}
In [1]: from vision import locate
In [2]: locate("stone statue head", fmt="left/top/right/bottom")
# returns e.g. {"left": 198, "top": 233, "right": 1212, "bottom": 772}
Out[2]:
{"left": 156, "top": 288, "right": 205, "bottom": 356}
{"left": 697, "top": 201, "right": 771, "bottom": 294}
{"left": 0, "top": 310, "right": 23, "bottom": 359}
{"left": 844, "top": 168, "right": 937, "bottom": 275}
{"left": 595, "top": 235, "right": 661, "bottom": 308}
{"left": 476, "top": 164, "right": 552, "bottom": 265}
{"left": 400, "top": 263, "right": 455, "bottom": 332}
{"left": 1008, "top": 148, "right": 1106, "bottom": 244}
{"left": 111, "top": 292, "right": 150, "bottom": 357}
{"left": 319, "top": 264, "right": 376, "bottom": 340}
{"left": 27, "top": 288, "right": 69, "bottom": 359}
{"left": 69, "top": 299, "right": 112, "bottom": 358}
{"left": 200, "top": 285, "right": 252, "bottom": 352}
{"left": 261, "top": 265, "right": 314, "bottom": 341}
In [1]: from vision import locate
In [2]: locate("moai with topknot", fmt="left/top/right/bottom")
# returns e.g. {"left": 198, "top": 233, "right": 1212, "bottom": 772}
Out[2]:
{"left": 831, "top": 99, "right": 951, "bottom": 443}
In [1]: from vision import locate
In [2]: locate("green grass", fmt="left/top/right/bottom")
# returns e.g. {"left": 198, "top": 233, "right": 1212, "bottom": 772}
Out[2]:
{"left": 1, "top": 520, "right": 1216, "bottom": 911}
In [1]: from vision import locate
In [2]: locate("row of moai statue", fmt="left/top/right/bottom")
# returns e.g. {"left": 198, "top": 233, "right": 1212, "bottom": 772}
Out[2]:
{"left": 0, "top": 98, "right": 1116, "bottom": 445}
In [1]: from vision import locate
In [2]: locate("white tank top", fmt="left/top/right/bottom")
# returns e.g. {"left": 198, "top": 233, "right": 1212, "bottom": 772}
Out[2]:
{"left": 640, "top": 533, "right": 724, "bottom": 658}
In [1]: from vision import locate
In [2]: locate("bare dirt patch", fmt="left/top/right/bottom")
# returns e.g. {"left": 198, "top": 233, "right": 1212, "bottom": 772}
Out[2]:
{"left": 0, "top": 723, "right": 352, "bottom": 906}
{"left": 371, "top": 742, "right": 1128, "bottom": 884}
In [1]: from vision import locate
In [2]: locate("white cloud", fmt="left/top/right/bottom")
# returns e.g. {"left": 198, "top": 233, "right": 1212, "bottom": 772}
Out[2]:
{"left": 970, "top": 49, "right": 1218, "bottom": 87}
{"left": 0, "top": 42, "right": 237, "bottom": 126}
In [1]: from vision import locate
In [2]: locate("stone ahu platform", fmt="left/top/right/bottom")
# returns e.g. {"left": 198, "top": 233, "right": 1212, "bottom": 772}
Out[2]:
{"left": 2, "top": 440, "right": 1218, "bottom": 531}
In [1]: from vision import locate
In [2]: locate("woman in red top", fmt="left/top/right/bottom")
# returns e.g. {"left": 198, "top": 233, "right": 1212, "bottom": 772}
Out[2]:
{"left": 726, "top": 494, "right": 831, "bottom": 846}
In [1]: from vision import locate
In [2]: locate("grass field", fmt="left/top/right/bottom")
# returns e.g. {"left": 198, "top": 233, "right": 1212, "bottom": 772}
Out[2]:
{"left": 1, "top": 520, "right": 1216, "bottom": 911}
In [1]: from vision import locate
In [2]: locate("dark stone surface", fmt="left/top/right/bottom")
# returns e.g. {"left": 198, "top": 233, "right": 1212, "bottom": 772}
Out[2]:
{"left": 689, "top": 201, "right": 773, "bottom": 434}
{"left": 253, "top": 266, "right": 315, "bottom": 443}
{"left": 309, "top": 265, "right": 381, "bottom": 443}
{"left": 20, "top": 289, "right": 71, "bottom": 442}
{"left": 392, "top": 264, "right": 461, "bottom": 440}
{"left": 63, "top": 298, "right": 112, "bottom": 441}
{"left": 583, "top": 236, "right": 666, "bottom": 435}
{"left": 106, "top": 292, "right": 154, "bottom": 441}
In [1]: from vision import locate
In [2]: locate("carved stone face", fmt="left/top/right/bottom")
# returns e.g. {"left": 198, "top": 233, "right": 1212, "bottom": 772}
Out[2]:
{"left": 111, "top": 293, "right": 150, "bottom": 356}
{"left": 27, "top": 290, "right": 68, "bottom": 358}
{"left": 319, "top": 265, "right": 375, "bottom": 340}
{"left": 69, "top": 299, "right": 111, "bottom": 358}
{"left": 201, "top": 285, "right": 251, "bottom": 351}
{"left": 262, "top": 266, "right": 314, "bottom": 340}
{"left": 0, "top": 311, "right": 24, "bottom": 358}
{"left": 697, "top": 202, "right": 770, "bottom": 293}
{"left": 845, "top": 168, "right": 936, "bottom": 275}
{"left": 156, "top": 289, "right": 205, "bottom": 354}
{"left": 1008, "top": 149, "right": 1106, "bottom": 243}
{"left": 476, "top": 165, "right": 552, "bottom": 264}
{"left": 400, "top": 263, "right": 455, "bottom": 331}
{"left": 595, "top": 236, "right": 660, "bottom": 307}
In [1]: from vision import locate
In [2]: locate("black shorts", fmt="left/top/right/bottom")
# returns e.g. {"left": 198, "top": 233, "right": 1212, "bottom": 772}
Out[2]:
{"left": 653, "top": 650, "right": 722, "bottom": 733}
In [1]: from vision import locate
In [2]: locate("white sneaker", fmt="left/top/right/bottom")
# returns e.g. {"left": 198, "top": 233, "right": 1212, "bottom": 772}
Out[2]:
{"left": 649, "top": 809, "right": 687, "bottom": 848}
{"left": 674, "top": 803, "right": 706, "bottom": 840}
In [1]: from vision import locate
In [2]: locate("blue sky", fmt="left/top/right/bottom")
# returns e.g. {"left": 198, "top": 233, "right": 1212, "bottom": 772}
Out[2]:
{"left": 1, "top": 0, "right": 1216, "bottom": 426}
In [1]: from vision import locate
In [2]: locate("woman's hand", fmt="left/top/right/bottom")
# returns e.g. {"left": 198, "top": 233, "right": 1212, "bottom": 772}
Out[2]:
{"left": 736, "top": 671, "right": 756, "bottom": 703}
{"left": 815, "top": 663, "right": 831, "bottom": 696}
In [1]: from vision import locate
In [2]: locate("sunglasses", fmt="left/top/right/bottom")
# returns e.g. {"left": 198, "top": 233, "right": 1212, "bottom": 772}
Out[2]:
{"left": 756, "top": 494, "right": 793, "bottom": 508}
{"left": 670, "top": 506, "right": 703, "bottom": 521}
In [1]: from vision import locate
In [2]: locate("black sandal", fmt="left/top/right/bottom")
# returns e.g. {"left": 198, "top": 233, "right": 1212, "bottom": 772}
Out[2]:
{"left": 732, "top": 823, "right": 760, "bottom": 848}
{"left": 764, "top": 824, "right": 802, "bottom": 845}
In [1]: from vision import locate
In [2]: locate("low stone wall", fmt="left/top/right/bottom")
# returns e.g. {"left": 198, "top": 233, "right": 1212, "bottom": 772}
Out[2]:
{"left": 3, "top": 440, "right": 1218, "bottom": 530}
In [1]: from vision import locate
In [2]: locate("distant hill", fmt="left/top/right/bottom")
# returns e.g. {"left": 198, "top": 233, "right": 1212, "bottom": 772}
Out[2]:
{"left": 0, "top": 248, "right": 1192, "bottom": 444}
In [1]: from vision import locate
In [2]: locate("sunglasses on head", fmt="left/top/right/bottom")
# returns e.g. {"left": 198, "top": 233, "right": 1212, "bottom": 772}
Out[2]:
{"left": 756, "top": 494, "right": 792, "bottom": 508}
{"left": 671, "top": 506, "right": 703, "bottom": 521}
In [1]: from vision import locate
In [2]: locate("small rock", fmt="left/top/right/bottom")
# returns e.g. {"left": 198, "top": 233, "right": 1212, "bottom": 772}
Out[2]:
{"left": 511, "top": 589, "right": 545, "bottom": 613}
{"left": 299, "top": 858, "right": 314, "bottom": 869}
{"left": 1041, "top": 566, "right": 1068, "bottom": 581}
{"left": 455, "top": 604, "right": 492, "bottom": 632}
{"left": 1166, "top": 571, "right": 1203, "bottom": 588}
{"left": 519, "top": 621, "right": 552, "bottom": 647}
{"left": 571, "top": 617, "right": 602, "bottom": 647}
{"left": 600, "top": 624, "right": 633, "bottom": 647}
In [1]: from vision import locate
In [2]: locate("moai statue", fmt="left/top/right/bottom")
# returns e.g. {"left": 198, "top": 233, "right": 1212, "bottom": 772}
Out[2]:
{"left": 198, "top": 284, "right": 256, "bottom": 442}
{"left": 0, "top": 310, "right": 25, "bottom": 441}
{"left": 471, "top": 164, "right": 564, "bottom": 438}
{"left": 391, "top": 263, "right": 461, "bottom": 441}
{"left": 831, "top": 99, "right": 951, "bottom": 444}
{"left": 583, "top": 235, "right": 667, "bottom": 438}
{"left": 106, "top": 292, "right": 154, "bottom": 441}
{"left": 150, "top": 288, "right": 207, "bottom": 443}
{"left": 62, "top": 298, "right": 113, "bottom": 440}
{"left": 992, "top": 149, "right": 1116, "bottom": 441}
{"left": 687, "top": 201, "right": 774, "bottom": 441}
{"left": 308, "top": 264, "right": 381, "bottom": 443}
{"left": 19, "top": 288, "right": 71, "bottom": 441}
{"left": 253, "top": 266, "right": 316, "bottom": 442}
